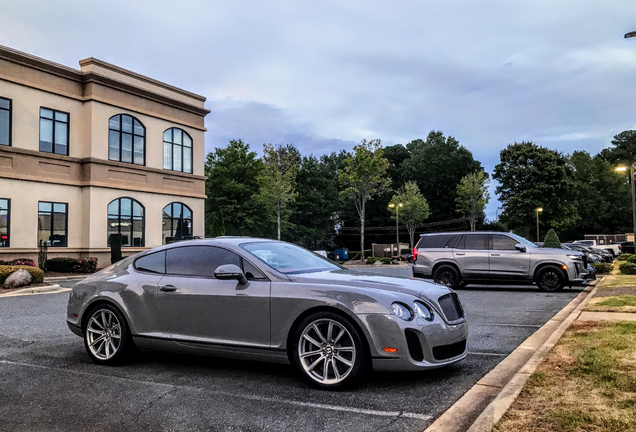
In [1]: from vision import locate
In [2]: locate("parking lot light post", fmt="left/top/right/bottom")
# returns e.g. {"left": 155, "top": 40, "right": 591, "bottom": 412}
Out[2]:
{"left": 536, "top": 207, "right": 543, "bottom": 242}
{"left": 388, "top": 203, "right": 403, "bottom": 254}
{"left": 616, "top": 165, "right": 636, "bottom": 243}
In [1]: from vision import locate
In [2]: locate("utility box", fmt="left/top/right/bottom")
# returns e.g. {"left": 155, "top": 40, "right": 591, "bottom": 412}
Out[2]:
{"left": 333, "top": 248, "right": 349, "bottom": 260}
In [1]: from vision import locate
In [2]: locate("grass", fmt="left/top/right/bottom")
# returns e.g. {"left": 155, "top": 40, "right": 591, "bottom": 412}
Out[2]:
{"left": 494, "top": 321, "right": 636, "bottom": 432}
{"left": 599, "top": 275, "right": 636, "bottom": 289}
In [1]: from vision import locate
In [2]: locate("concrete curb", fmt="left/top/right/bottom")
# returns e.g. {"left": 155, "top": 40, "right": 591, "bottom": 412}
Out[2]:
{"left": 43, "top": 275, "right": 88, "bottom": 282}
{"left": 0, "top": 284, "right": 69, "bottom": 297}
{"left": 424, "top": 279, "right": 602, "bottom": 432}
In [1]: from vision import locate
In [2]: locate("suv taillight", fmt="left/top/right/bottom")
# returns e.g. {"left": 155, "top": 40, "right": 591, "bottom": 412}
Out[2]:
{"left": 413, "top": 247, "right": 418, "bottom": 262}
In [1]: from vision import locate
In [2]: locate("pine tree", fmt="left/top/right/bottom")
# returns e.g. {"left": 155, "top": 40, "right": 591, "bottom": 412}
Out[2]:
{"left": 543, "top": 229, "right": 561, "bottom": 248}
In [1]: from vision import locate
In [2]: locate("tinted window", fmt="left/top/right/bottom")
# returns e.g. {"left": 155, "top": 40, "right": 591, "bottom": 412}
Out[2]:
{"left": 135, "top": 251, "right": 166, "bottom": 274}
{"left": 242, "top": 258, "right": 267, "bottom": 280}
{"left": 460, "top": 234, "right": 487, "bottom": 250}
{"left": 166, "top": 246, "right": 241, "bottom": 277}
{"left": 419, "top": 234, "right": 454, "bottom": 249}
{"left": 241, "top": 242, "right": 340, "bottom": 274}
{"left": 492, "top": 235, "right": 518, "bottom": 250}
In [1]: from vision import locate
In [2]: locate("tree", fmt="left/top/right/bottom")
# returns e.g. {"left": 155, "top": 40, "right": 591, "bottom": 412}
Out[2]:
{"left": 456, "top": 171, "right": 490, "bottom": 231}
{"left": 205, "top": 140, "right": 264, "bottom": 236}
{"left": 209, "top": 211, "right": 226, "bottom": 237}
{"left": 493, "top": 142, "right": 578, "bottom": 240}
{"left": 254, "top": 144, "right": 299, "bottom": 240}
{"left": 543, "top": 228, "right": 561, "bottom": 248}
{"left": 390, "top": 181, "right": 430, "bottom": 249}
{"left": 339, "top": 139, "right": 391, "bottom": 262}
{"left": 598, "top": 130, "right": 636, "bottom": 164}
{"left": 403, "top": 131, "right": 483, "bottom": 222}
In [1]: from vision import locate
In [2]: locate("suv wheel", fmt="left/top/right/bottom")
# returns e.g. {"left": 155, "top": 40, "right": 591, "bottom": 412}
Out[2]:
{"left": 433, "top": 265, "right": 461, "bottom": 289}
{"left": 535, "top": 266, "right": 565, "bottom": 291}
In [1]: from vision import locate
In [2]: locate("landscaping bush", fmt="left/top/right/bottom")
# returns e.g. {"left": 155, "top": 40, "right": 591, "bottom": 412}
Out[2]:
{"left": 0, "top": 258, "right": 36, "bottom": 267}
{"left": 45, "top": 257, "right": 98, "bottom": 273}
{"left": 365, "top": 257, "right": 379, "bottom": 264}
{"left": 0, "top": 265, "right": 44, "bottom": 284}
{"left": 629, "top": 255, "right": 636, "bottom": 264}
{"left": 592, "top": 262, "right": 612, "bottom": 274}
{"left": 543, "top": 229, "right": 561, "bottom": 248}
{"left": 379, "top": 257, "right": 392, "bottom": 264}
{"left": 617, "top": 253, "right": 634, "bottom": 261}
{"left": 619, "top": 262, "right": 636, "bottom": 275}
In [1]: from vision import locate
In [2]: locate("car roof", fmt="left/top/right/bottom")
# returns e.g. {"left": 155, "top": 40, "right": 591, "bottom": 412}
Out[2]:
{"left": 143, "top": 237, "right": 279, "bottom": 253}
{"left": 419, "top": 231, "right": 512, "bottom": 237}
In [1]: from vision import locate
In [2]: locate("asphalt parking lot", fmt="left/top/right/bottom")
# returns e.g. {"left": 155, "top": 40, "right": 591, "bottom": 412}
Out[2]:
{"left": 0, "top": 270, "right": 583, "bottom": 431}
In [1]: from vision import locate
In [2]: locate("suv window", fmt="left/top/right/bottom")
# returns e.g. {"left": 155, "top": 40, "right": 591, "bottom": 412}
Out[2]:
{"left": 491, "top": 235, "right": 518, "bottom": 251}
{"left": 135, "top": 251, "right": 166, "bottom": 274}
{"left": 458, "top": 234, "right": 487, "bottom": 250}
{"left": 166, "top": 246, "right": 241, "bottom": 277}
{"left": 419, "top": 234, "right": 455, "bottom": 248}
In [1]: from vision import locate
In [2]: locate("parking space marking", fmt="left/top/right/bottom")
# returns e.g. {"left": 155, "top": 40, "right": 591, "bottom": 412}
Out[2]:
{"left": 467, "top": 352, "right": 508, "bottom": 357}
{"left": 470, "top": 323, "right": 542, "bottom": 328}
{"left": 0, "top": 359, "right": 432, "bottom": 421}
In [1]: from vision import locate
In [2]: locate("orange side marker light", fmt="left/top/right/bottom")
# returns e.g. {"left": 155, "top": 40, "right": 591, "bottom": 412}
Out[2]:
{"left": 382, "top": 347, "right": 398, "bottom": 353}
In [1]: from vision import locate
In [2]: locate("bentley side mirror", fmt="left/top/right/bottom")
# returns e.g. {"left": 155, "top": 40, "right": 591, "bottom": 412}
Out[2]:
{"left": 515, "top": 244, "right": 527, "bottom": 253}
{"left": 214, "top": 264, "right": 248, "bottom": 285}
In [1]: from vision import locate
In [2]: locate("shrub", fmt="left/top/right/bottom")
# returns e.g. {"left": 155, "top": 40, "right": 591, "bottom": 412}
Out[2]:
{"left": 365, "top": 257, "right": 379, "bottom": 264}
{"left": 0, "top": 265, "right": 44, "bottom": 284}
{"left": 0, "top": 259, "right": 36, "bottom": 267}
{"left": 543, "top": 229, "right": 561, "bottom": 248}
{"left": 617, "top": 254, "right": 634, "bottom": 261}
{"left": 619, "top": 262, "right": 636, "bottom": 275}
{"left": 45, "top": 257, "right": 98, "bottom": 274}
{"left": 379, "top": 257, "right": 392, "bottom": 264}
{"left": 629, "top": 255, "right": 636, "bottom": 264}
{"left": 592, "top": 262, "right": 612, "bottom": 274}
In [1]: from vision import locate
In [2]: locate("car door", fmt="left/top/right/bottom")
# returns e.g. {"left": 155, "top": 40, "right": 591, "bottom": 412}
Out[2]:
{"left": 156, "top": 245, "right": 271, "bottom": 349}
{"left": 489, "top": 234, "right": 531, "bottom": 279}
{"left": 453, "top": 234, "right": 489, "bottom": 278}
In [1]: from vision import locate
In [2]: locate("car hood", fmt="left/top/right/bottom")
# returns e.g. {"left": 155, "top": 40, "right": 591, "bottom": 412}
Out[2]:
{"left": 533, "top": 247, "right": 584, "bottom": 257}
{"left": 287, "top": 269, "right": 453, "bottom": 302}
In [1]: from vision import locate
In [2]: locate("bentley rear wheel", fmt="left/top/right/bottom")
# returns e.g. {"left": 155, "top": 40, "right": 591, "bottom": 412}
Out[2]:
{"left": 83, "top": 304, "right": 131, "bottom": 365}
{"left": 292, "top": 312, "right": 368, "bottom": 389}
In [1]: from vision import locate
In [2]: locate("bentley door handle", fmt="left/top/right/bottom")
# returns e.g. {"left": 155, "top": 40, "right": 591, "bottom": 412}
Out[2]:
{"left": 455, "top": 253, "right": 466, "bottom": 256}
{"left": 491, "top": 253, "right": 501, "bottom": 256}
{"left": 160, "top": 285, "right": 177, "bottom": 292}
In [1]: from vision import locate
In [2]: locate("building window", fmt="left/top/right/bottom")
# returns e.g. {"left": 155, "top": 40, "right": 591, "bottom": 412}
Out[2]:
{"left": 0, "top": 198, "right": 9, "bottom": 247}
{"left": 163, "top": 128, "right": 192, "bottom": 173}
{"left": 38, "top": 202, "right": 68, "bottom": 247}
{"left": 39, "top": 108, "right": 69, "bottom": 155}
{"left": 108, "top": 114, "right": 145, "bottom": 165}
{"left": 107, "top": 198, "right": 144, "bottom": 247}
{"left": 162, "top": 203, "right": 193, "bottom": 244}
{"left": 0, "top": 97, "right": 11, "bottom": 146}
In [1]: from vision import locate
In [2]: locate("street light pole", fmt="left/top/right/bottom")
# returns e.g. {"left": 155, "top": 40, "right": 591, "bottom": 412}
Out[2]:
{"left": 616, "top": 165, "right": 636, "bottom": 242}
{"left": 536, "top": 207, "right": 543, "bottom": 242}
{"left": 389, "top": 203, "right": 403, "bottom": 255}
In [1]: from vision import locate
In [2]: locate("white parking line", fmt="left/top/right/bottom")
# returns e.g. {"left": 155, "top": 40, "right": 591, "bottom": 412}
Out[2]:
{"left": 0, "top": 359, "right": 432, "bottom": 421}
{"left": 470, "top": 323, "right": 542, "bottom": 328}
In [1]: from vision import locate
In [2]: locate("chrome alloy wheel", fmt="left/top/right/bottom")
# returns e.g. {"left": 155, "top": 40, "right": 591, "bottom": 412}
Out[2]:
{"left": 86, "top": 309, "right": 122, "bottom": 360}
{"left": 298, "top": 319, "right": 356, "bottom": 385}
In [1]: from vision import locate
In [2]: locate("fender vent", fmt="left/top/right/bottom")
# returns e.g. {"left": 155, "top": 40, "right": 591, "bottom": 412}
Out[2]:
{"left": 404, "top": 329, "right": 424, "bottom": 361}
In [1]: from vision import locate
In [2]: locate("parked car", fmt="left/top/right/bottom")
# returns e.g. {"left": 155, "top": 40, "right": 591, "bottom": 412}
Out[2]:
{"left": 619, "top": 242, "right": 635, "bottom": 254}
{"left": 412, "top": 231, "right": 590, "bottom": 291}
{"left": 574, "top": 240, "right": 621, "bottom": 256}
{"left": 562, "top": 243, "right": 605, "bottom": 263}
{"left": 67, "top": 238, "right": 467, "bottom": 389}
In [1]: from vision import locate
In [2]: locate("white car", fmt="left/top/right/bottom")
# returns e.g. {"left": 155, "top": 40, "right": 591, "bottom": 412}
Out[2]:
{"left": 574, "top": 240, "right": 620, "bottom": 256}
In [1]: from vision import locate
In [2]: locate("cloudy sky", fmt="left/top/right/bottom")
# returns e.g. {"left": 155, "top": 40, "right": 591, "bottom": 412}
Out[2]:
{"left": 2, "top": 0, "right": 636, "bottom": 219}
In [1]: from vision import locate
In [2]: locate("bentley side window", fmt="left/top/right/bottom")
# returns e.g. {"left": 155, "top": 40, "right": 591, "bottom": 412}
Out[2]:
{"left": 166, "top": 246, "right": 241, "bottom": 277}
{"left": 242, "top": 259, "right": 267, "bottom": 280}
{"left": 135, "top": 251, "right": 166, "bottom": 274}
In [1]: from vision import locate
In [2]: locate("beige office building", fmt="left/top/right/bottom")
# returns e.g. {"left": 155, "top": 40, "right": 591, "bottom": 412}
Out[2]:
{"left": 0, "top": 45, "right": 209, "bottom": 266}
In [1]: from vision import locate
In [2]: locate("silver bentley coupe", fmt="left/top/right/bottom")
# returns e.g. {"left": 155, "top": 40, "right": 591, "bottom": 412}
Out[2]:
{"left": 67, "top": 237, "right": 468, "bottom": 389}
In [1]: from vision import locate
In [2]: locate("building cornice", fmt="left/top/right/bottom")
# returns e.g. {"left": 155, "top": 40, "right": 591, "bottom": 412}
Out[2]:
{"left": 0, "top": 44, "right": 211, "bottom": 118}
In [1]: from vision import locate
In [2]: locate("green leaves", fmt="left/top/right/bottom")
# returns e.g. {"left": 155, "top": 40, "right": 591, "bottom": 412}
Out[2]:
{"left": 389, "top": 181, "right": 430, "bottom": 248}
{"left": 543, "top": 229, "right": 561, "bottom": 248}
{"left": 456, "top": 171, "right": 490, "bottom": 231}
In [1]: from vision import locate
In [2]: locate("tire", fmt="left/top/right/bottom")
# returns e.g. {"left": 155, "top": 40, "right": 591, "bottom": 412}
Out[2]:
{"left": 291, "top": 311, "right": 368, "bottom": 390}
{"left": 433, "top": 265, "right": 461, "bottom": 289}
{"left": 83, "top": 303, "right": 132, "bottom": 365}
{"left": 535, "top": 266, "right": 566, "bottom": 291}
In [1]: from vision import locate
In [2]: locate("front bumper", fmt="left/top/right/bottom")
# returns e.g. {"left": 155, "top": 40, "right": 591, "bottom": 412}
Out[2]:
{"left": 358, "top": 312, "right": 468, "bottom": 372}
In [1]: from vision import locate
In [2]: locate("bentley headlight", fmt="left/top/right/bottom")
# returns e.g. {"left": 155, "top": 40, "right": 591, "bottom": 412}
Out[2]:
{"left": 413, "top": 301, "right": 434, "bottom": 321}
{"left": 567, "top": 254, "right": 582, "bottom": 260}
{"left": 391, "top": 302, "right": 413, "bottom": 321}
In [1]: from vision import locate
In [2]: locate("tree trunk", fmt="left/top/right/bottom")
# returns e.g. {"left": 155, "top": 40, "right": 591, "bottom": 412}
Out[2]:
{"left": 277, "top": 202, "right": 281, "bottom": 240}
{"left": 408, "top": 224, "right": 415, "bottom": 251}
{"left": 360, "top": 201, "right": 365, "bottom": 263}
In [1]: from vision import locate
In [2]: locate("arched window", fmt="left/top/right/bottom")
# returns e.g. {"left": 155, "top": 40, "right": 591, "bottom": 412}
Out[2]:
{"left": 107, "top": 198, "right": 145, "bottom": 247}
{"left": 109, "top": 114, "right": 145, "bottom": 165}
{"left": 163, "top": 128, "right": 192, "bottom": 173}
{"left": 162, "top": 202, "right": 193, "bottom": 244}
